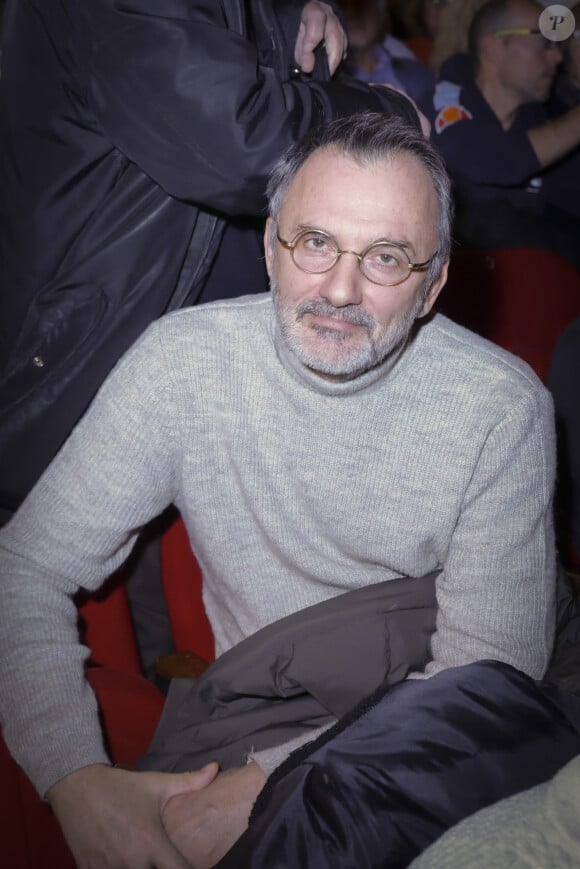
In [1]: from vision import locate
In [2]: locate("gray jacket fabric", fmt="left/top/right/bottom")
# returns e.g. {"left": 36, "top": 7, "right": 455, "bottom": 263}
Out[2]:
{"left": 138, "top": 572, "right": 438, "bottom": 772}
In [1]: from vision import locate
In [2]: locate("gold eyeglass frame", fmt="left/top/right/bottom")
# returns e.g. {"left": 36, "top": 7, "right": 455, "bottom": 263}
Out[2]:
{"left": 276, "top": 229, "right": 436, "bottom": 288}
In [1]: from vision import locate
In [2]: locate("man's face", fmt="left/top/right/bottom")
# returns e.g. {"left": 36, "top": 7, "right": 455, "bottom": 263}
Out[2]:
{"left": 264, "top": 147, "right": 447, "bottom": 381}
{"left": 342, "top": 1, "right": 388, "bottom": 52}
{"left": 421, "top": 0, "right": 447, "bottom": 40}
{"left": 494, "top": 1, "right": 562, "bottom": 104}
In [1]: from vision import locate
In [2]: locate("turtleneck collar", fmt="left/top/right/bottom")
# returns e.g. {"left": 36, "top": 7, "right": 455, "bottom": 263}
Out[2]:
{"left": 271, "top": 309, "right": 415, "bottom": 397}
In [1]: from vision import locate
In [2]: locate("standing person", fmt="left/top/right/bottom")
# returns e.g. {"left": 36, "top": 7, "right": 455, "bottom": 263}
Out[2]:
{"left": 389, "top": 0, "right": 449, "bottom": 66}
{"left": 0, "top": 112, "right": 561, "bottom": 867}
{"left": 0, "top": 0, "right": 420, "bottom": 527}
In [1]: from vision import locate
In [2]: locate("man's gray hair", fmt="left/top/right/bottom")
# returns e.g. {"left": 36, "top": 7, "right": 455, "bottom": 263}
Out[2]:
{"left": 266, "top": 112, "right": 453, "bottom": 290}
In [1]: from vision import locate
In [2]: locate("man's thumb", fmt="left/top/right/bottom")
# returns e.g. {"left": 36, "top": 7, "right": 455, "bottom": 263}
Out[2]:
{"left": 174, "top": 761, "right": 220, "bottom": 794}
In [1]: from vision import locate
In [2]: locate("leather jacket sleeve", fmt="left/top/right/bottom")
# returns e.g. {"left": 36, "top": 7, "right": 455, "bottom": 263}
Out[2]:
{"left": 73, "top": 0, "right": 419, "bottom": 214}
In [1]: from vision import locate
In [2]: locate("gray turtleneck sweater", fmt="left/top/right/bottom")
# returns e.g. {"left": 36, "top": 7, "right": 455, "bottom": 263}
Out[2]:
{"left": 0, "top": 294, "right": 556, "bottom": 797}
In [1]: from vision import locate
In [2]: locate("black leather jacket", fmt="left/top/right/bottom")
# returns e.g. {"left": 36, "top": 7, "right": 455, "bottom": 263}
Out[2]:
{"left": 0, "top": 0, "right": 419, "bottom": 520}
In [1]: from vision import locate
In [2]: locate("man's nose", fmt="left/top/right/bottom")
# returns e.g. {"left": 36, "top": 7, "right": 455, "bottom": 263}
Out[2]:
{"left": 318, "top": 252, "right": 364, "bottom": 307}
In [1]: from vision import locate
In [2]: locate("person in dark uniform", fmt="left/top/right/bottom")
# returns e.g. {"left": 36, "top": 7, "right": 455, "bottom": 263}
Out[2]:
{"left": 422, "top": 0, "right": 580, "bottom": 266}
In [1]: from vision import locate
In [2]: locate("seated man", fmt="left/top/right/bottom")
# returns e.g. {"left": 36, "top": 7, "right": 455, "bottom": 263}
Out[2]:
{"left": 0, "top": 112, "right": 559, "bottom": 867}
{"left": 424, "top": 0, "right": 580, "bottom": 268}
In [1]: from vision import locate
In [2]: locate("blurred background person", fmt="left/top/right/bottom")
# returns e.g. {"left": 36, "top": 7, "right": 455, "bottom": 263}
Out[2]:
{"left": 339, "top": 0, "right": 435, "bottom": 104}
{"left": 389, "top": 0, "right": 448, "bottom": 66}
{"left": 431, "top": 0, "right": 489, "bottom": 70}
{"left": 424, "top": 0, "right": 580, "bottom": 268}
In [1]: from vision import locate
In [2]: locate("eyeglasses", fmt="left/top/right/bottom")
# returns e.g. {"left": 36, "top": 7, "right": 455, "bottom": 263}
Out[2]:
{"left": 276, "top": 228, "right": 436, "bottom": 287}
{"left": 493, "top": 27, "right": 562, "bottom": 51}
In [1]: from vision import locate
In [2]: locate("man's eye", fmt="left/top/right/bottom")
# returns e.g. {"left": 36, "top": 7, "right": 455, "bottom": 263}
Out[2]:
{"left": 368, "top": 248, "right": 400, "bottom": 268}
{"left": 303, "top": 234, "right": 332, "bottom": 252}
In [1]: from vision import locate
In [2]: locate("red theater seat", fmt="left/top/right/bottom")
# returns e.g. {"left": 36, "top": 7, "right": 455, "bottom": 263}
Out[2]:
{"left": 439, "top": 247, "right": 580, "bottom": 383}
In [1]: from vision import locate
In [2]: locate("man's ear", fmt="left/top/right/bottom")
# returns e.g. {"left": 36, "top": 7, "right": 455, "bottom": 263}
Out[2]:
{"left": 263, "top": 217, "right": 275, "bottom": 277}
{"left": 478, "top": 32, "right": 498, "bottom": 68}
{"left": 418, "top": 259, "right": 449, "bottom": 318}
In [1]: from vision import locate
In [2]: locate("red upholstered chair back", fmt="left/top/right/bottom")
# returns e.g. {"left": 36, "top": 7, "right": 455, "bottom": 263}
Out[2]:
{"left": 75, "top": 515, "right": 216, "bottom": 671}
{"left": 160, "top": 516, "right": 216, "bottom": 662}
{"left": 76, "top": 570, "right": 143, "bottom": 674}
{"left": 403, "top": 35, "right": 434, "bottom": 67}
{"left": 0, "top": 667, "right": 165, "bottom": 869}
{"left": 439, "top": 248, "right": 580, "bottom": 383}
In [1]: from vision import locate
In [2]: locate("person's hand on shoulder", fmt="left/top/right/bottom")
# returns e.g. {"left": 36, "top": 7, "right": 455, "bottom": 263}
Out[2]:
{"left": 161, "top": 761, "right": 267, "bottom": 868}
{"left": 295, "top": 1, "right": 347, "bottom": 75}
{"left": 47, "top": 761, "right": 219, "bottom": 868}
{"left": 373, "top": 83, "right": 432, "bottom": 137}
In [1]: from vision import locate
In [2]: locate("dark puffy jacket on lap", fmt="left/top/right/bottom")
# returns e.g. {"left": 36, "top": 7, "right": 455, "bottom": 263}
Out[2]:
{"left": 217, "top": 660, "right": 580, "bottom": 869}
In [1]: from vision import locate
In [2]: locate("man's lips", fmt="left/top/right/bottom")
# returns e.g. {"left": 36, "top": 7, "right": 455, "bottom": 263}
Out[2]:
{"left": 307, "top": 312, "right": 362, "bottom": 332}
{"left": 295, "top": 300, "right": 375, "bottom": 332}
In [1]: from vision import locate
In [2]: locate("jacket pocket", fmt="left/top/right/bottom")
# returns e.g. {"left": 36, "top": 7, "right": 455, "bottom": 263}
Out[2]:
{"left": 0, "top": 280, "right": 109, "bottom": 414}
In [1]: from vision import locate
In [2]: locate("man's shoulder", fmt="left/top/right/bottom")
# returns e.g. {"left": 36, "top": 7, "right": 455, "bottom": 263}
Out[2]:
{"left": 125, "top": 293, "right": 273, "bottom": 375}
{"left": 418, "top": 314, "right": 550, "bottom": 404}
{"left": 155, "top": 293, "right": 272, "bottom": 338}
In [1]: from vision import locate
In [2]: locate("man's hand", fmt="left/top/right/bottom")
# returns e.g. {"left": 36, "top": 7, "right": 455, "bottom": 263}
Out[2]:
{"left": 47, "top": 761, "right": 219, "bottom": 869}
{"left": 373, "top": 83, "right": 432, "bottom": 138}
{"left": 161, "top": 761, "right": 267, "bottom": 869}
{"left": 294, "top": 1, "right": 347, "bottom": 76}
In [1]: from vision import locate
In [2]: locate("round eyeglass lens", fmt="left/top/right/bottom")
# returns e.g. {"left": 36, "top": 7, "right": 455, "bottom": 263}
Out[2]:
{"left": 291, "top": 231, "right": 411, "bottom": 285}
{"left": 293, "top": 232, "right": 338, "bottom": 271}
{"left": 361, "top": 243, "right": 408, "bottom": 284}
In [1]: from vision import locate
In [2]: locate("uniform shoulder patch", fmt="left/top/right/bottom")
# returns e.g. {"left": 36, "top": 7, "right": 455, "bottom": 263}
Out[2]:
{"left": 434, "top": 104, "right": 473, "bottom": 133}
{"left": 432, "top": 79, "right": 472, "bottom": 134}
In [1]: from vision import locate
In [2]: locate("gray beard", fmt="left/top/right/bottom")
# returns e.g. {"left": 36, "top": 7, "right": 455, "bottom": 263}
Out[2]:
{"left": 272, "top": 279, "right": 424, "bottom": 380}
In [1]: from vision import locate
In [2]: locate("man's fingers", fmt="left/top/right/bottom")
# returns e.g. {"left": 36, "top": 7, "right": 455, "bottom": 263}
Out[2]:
{"left": 314, "top": 2, "right": 347, "bottom": 75}
{"left": 47, "top": 765, "right": 197, "bottom": 869}
{"left": 295, "top": 1, "right": 347, "bottom": 75}
{"left": 172, "top": 761, "right": 220, "bottom": 794}
{"left": 371, "top": 84, "right": 431, "bottom": 139}
{"left": 324, "top": 32, "right": 348, "bottom": 75}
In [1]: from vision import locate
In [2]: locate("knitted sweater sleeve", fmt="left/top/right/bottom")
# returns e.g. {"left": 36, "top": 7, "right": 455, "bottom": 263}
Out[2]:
{"left": 425, "top": 383, "right": 557, "bottom": 680}
{"left": 0, "top": 323, "right": 181, "bottom": 797}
